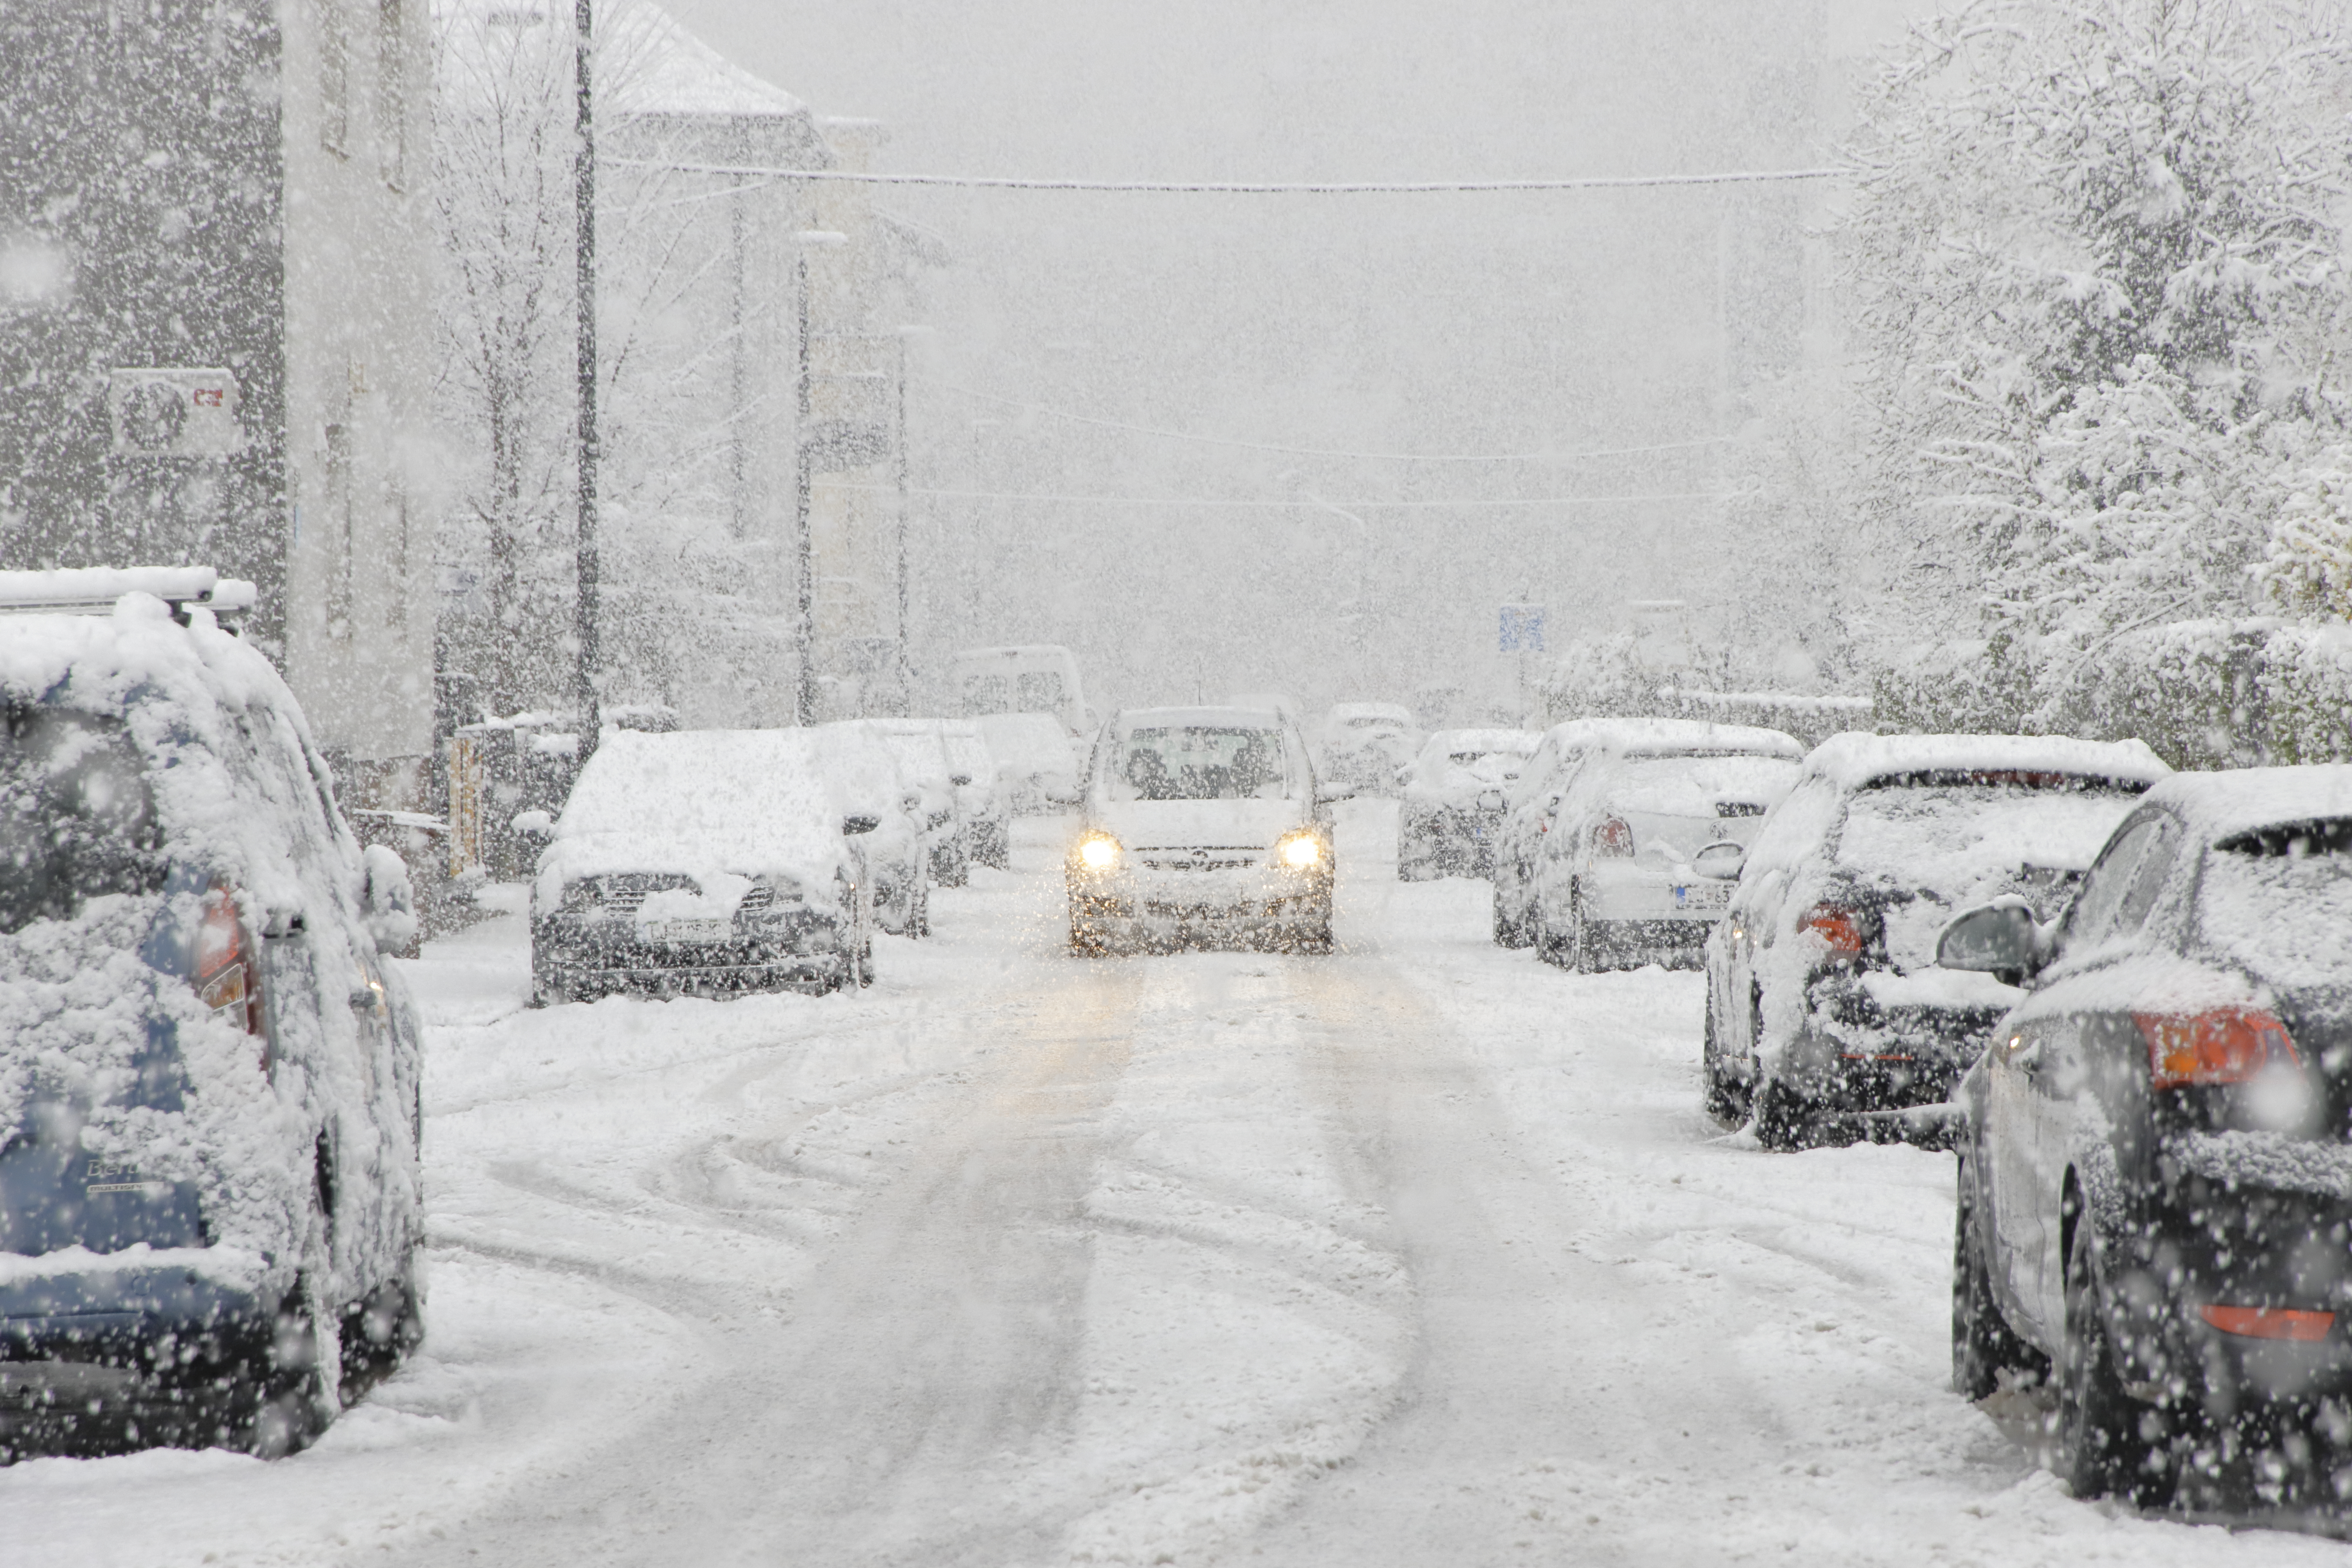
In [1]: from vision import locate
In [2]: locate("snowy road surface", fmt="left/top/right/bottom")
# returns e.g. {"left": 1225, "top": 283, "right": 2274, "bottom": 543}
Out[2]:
{"left": 9, "top": 803, "right": 2352, "bottom": 1566}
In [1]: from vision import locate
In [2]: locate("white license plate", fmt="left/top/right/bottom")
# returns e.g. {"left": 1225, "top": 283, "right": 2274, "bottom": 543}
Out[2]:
{"left": 1673, "top": 882, "right": 1730, "bottom": 912}
{"left": 641, "top": 916, "right": 732, "bottom": 944}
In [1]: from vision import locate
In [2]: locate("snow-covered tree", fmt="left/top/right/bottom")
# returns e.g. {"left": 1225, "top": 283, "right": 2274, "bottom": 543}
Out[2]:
{"left": 1838, "top": 0, "right": 2352, "bottom": 684}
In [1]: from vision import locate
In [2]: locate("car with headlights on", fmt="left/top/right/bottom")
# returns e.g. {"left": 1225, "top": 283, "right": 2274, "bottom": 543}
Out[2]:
{"left": 1315, "top": 702, "right": 1417, "bottom": 797}
{"left": 1067, "top": 706, "right": 1338, "bottom": 953}
{"left": 1706, "top": 733, "right": 2166, "bottom": 1146}
{"left": 1528, "top": 721, "right": 1803, "bottom": 971}
{"left": 942, "top": 720, "right": 1009, "bottom": 870}
{"left": 813, "top": 721, "right": 932, "bottom": 937}
{"left": 1396, "top": 728, "right": 1538, "bottom": 881}
{"left": 1942, "top": 766, "right": 2352, "bottom": 1509}
{"left": 0, "top": 569, "right": 424, "bottom": 1462}
{"left": 527, "top": 727, "right": 875, "bottom": 1004}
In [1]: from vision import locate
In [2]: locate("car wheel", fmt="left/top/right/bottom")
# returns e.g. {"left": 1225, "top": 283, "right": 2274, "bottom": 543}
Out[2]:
{"left": 1752, "top": 1073, "right": 1812, "bottom": 1151}
{"left": 1492, "top": 882, "right": 1530, "bottom": 949}
{"left": 1566, "top": 890, "right": 1600, "bottom": 973}
{"left": 1702, "top": 989, "right": 1750, "bottom": 1127}
{"left": 855, "top": 940, "right": 875, "bottom": 987}
{"left": 2058, "top": 1213, "right": 2165, "bottom": 1503}
{"left": 1952, "top": 1161, "right": 2043, "bottom": 1401}
{"left": 912, "top": 883, "right": 931, "bottom": 939}
{"left": 339, "top": 1247, "right": 426, "bottom": 1402}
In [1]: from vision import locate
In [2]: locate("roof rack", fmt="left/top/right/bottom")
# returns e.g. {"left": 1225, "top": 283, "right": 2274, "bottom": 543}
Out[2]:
{"left": 0, "top": 567, "right": 258, "bottom": 628}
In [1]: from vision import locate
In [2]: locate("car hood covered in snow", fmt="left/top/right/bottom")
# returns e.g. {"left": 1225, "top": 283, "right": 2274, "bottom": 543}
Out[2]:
{"left": 539, "top": 727, "right": 853, "bottom": 904}
{"left": 1090, "top": 796, "right": 1306, "bottom": 851}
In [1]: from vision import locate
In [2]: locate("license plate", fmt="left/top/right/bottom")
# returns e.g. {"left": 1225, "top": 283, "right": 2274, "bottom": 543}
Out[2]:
{"left": 641, "top": 916, "right": 731, "bottom": 944}
{"left": 1673, "top": 882, "right": 1730, "bottom": 912}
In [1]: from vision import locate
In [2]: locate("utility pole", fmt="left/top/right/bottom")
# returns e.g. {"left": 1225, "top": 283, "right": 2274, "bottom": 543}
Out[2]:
{"left": 572, "top": 0, "right": 601, "bottom": 755}
{"left": 790, "top": 229, "right": 846, "bottom": 728}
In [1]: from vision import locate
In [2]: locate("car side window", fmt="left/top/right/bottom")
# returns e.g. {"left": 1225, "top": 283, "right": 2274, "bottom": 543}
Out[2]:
{"left": 2065, "top": 816, "right": 2164, "bottom": 949}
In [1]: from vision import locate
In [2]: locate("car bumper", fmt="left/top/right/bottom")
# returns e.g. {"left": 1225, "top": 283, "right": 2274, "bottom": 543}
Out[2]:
{"left": 1773, "top": 977, "right": 2003, "bottom": 1115}
{"left": 536, "top": 928, "right": 855, "bottom": 999}
{"left": 0, "top": 1267, "right": 280, "bottom": 1456}
{"left": 1070, "top": 867, "right": 1330, "bottom": 943}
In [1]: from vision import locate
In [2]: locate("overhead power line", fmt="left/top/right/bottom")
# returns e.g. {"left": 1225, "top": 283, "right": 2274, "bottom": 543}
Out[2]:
{"left": 833, "top": 483, "right": 1747, "bottom": 509}
{"left": 609, "top": 159, "right": 1848, "bottom": 194}
{"left": 922, "top": 377, "right": 1736, "bottom": 464}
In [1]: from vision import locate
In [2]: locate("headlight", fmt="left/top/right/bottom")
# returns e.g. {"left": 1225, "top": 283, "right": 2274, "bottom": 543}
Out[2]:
{"left": 1279, "top": 833, "right": 1321, "bottom": 869}
{"left": 1078, "top": 833, "right": 1121, "bottom": 870}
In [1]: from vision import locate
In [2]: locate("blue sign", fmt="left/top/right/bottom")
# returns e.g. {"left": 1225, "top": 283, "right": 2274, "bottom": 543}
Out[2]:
{"left": 1499, "top": 603, "right": 1546, "bottom": 653}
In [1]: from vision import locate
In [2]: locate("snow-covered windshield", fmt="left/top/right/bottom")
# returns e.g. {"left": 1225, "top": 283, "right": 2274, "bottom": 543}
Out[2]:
{"left": 1109, "top": 725, "right": 1289, "bottom": 801}
{"left": 0, "top": 705, "right": 168, "bottom": 935}
{"left": 1608, "top": 754, "right": 1800, "bottom": 818}
{"left": 2197, "top": 820, "right": 2352, "bottom": 989}
{"left": 1839, "top": 777, "right": 2145, "bottom": 967}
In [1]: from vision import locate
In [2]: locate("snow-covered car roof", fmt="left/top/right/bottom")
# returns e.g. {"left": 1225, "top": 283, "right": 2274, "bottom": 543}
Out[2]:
{"left": 1116, "top": 705, "right": 1290, "bottom": 731}
{"left": 545, "top": 727, "right": 848, "bottom": 892}
{"left": 1800, "top": 731, "right": 2170, "bottom": 792}
{"left": 0, "top": 593, "right": 340, "bottom": 922}
{"left": 2143, "top": 765, "right": 2352, "bottom": 844}
{"left": 1326, "top": 702, "right": 1410, "bottom": 725}
{"left": 1574, "top": 717, "right": 1802, "bottom": 758}
{"left": 1421, "top": 728, "right": 1538, "bottom": 757}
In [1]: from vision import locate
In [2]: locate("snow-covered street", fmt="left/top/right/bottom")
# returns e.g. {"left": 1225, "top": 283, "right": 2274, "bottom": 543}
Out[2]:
{"left": 7, "top": 802, "right": 2348, "bottom": 1567}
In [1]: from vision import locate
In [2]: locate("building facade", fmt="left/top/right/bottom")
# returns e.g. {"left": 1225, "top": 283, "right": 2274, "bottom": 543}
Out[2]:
{"left": 0, "top": 0, "right": 440, "bottom": 808}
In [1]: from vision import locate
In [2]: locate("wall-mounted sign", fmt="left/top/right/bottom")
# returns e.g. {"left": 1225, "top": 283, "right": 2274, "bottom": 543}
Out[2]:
{"left": 1499, "top": 603, "right": 1546, "bottom": 654}
{"left": 108, "top": 367, "right": 244, "bottom": 457}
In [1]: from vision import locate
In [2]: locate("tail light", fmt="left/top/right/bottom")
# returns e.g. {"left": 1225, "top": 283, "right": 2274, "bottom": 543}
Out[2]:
{"left": 1798, "top": 902, "right": 1865, "bottom": 959}
{"left": 2201, "top": 1304, "right": 2334, "bottom": 1341}
{"left": 195, "top": 887, "right": 265, "bottom": 1040}
{"left": 1591, "top": 817, "right": 1633, "bottom": 857}
{"left": 2134, "top": 1008, "right": 2299, "bottom": 1089}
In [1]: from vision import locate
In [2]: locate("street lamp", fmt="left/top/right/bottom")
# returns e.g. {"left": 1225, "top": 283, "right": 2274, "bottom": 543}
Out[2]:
{"left": 792, "top": 228, "right": 847, "bottom": 727}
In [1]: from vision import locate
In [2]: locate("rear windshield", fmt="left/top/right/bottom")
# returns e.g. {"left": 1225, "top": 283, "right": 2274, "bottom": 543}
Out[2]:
{"left": 1610, "top": 754, "right": 1799, "bottom": 818}
{"left": 1840, "top": 778, "right": 2144, "bottom": 888}
{"left": 0, "top": 706, "right": 168, "bottom": 934}
{"left": 1110, "top": 726, "right": 1289, "bottom": 801}
{"left": 2199, "top": 819, "right": 2352, "bottom": 986}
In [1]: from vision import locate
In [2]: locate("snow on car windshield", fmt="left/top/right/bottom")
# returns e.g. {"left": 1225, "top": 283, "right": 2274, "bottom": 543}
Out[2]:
{"left": 1839, "top": 777, "right": 2146, "bottom": 969}
{"left": 0, "top": 704, "right": 168, "bottom": 934}
{"left": 2198, "top": 819, "right": 2352, "bottom": 989}
{"left": 1110, "top": 726, "right": 1289, "bottom": 801}
{"left": 1609, "top": 753, "right": 1800, "bottom": 819}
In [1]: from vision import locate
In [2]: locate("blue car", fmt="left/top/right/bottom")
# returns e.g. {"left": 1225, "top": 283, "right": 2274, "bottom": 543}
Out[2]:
{"left": 0, "top": 570, "right": 424, "bottom": 1460}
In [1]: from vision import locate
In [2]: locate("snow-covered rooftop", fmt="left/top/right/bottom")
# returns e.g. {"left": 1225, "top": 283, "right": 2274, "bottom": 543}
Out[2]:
{"left": 2148, "top": 765, "right": 2352, "bottom": 843}
{"left": 604, "top": 2, "right": 807, "bottom": 119}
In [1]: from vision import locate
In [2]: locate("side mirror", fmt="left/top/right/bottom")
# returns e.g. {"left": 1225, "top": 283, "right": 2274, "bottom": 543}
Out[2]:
{"left": 1319, "top": 782, "right": 1359, "bottom": 803}
{"left": 950, "top": 773, "right": 973, "bottom": 787}
{"left": 1475, "top": 789, "right": 1505, "bottom": 812}
{"left": 361, "top": 844, "right": 419, "bottom": 954}
{"left": 1937, "top": 901, "right": 2044, "bottom": 979}
{"left": 511, "top": 809, "right": 554, "bottom": 844}
{"left": 842, "top": 814, "right": 881, "bottom": 836}
{"left": 1692, "top": 842, "right": 1745, "bottom": 880}
{"left": 1043, "top": 785, "right": 1082, "bottom": 806}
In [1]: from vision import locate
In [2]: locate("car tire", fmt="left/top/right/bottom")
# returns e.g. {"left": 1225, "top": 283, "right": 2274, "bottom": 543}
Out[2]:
{"left": 2059, "top": 1215, "right": 2164, "bottom": 1503}
{"left": 855, "top": 940, "right": 875, "bottom": 987}
{"left": 912, "top": 883, "right": 931, "bottom": 939}
{"left": 1492, "top": 882, "right": 1531, "bottom": 949}
{"left": 339, "top": 1247, "right": 426, "bottom": 1403}
{"left": 1951, "top": 1161, "right": 2043, "bottom": 1400}
{"left": 228, "top": 1279, "right": 334, "bottom": 1460}
{"left": 1702, "top": 989, "right": 1750, "bottom": 1127}
{"left": 1566, "top": 890, "right": 1601, "bottom": 974}
{"left": 1752, "top": 1073, "right": 1811, "bottom": 1151}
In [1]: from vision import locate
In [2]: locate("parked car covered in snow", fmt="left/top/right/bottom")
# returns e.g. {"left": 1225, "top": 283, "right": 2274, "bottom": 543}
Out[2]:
{"left": 943, "top": 720, "right": 1009, "bottom": 869}
{"left": 978, "top": 711, "right": 1079, "bottom": 816}
{"left": 867, "top": 718, "right": 970, "bottom": 888}
{"left": 1490, "top": 717, "right": 1635, "bottom": 948}
{"left": 0, "top": 570, "right": 425, "bottom": 1460}
{"left": 1943, "top": 766, "right": 2352, "bottom": 1508}
{"left": 1066, "top": 706, "right": 1336, "bottom": 953}
{"left": 1395, "top": 728, "right": 1539, "bottom": 880}
{"left": 812, "top": 721, "right": 931, "bottom": 937}
{"left": 526, "top": 728, "right": 875, "bottom": 1004}
{"left": 1705, "top": 732, "right": 2167, "bottom": 1147}
{"left": 1314, "top": 702, "right": 1417, "bottom": 796}
{"left": 1528, "top": 720, "right": 1803, "bottom": 970}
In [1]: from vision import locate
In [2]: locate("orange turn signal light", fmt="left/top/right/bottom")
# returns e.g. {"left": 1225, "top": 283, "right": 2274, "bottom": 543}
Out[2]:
{"left": 2200, "top": 1304, "right": 2334, "bottom": 1342}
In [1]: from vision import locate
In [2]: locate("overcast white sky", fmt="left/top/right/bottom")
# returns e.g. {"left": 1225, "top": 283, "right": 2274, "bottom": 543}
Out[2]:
{"left": 676, "top": 0, "right": 1938, "bottom": 715}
